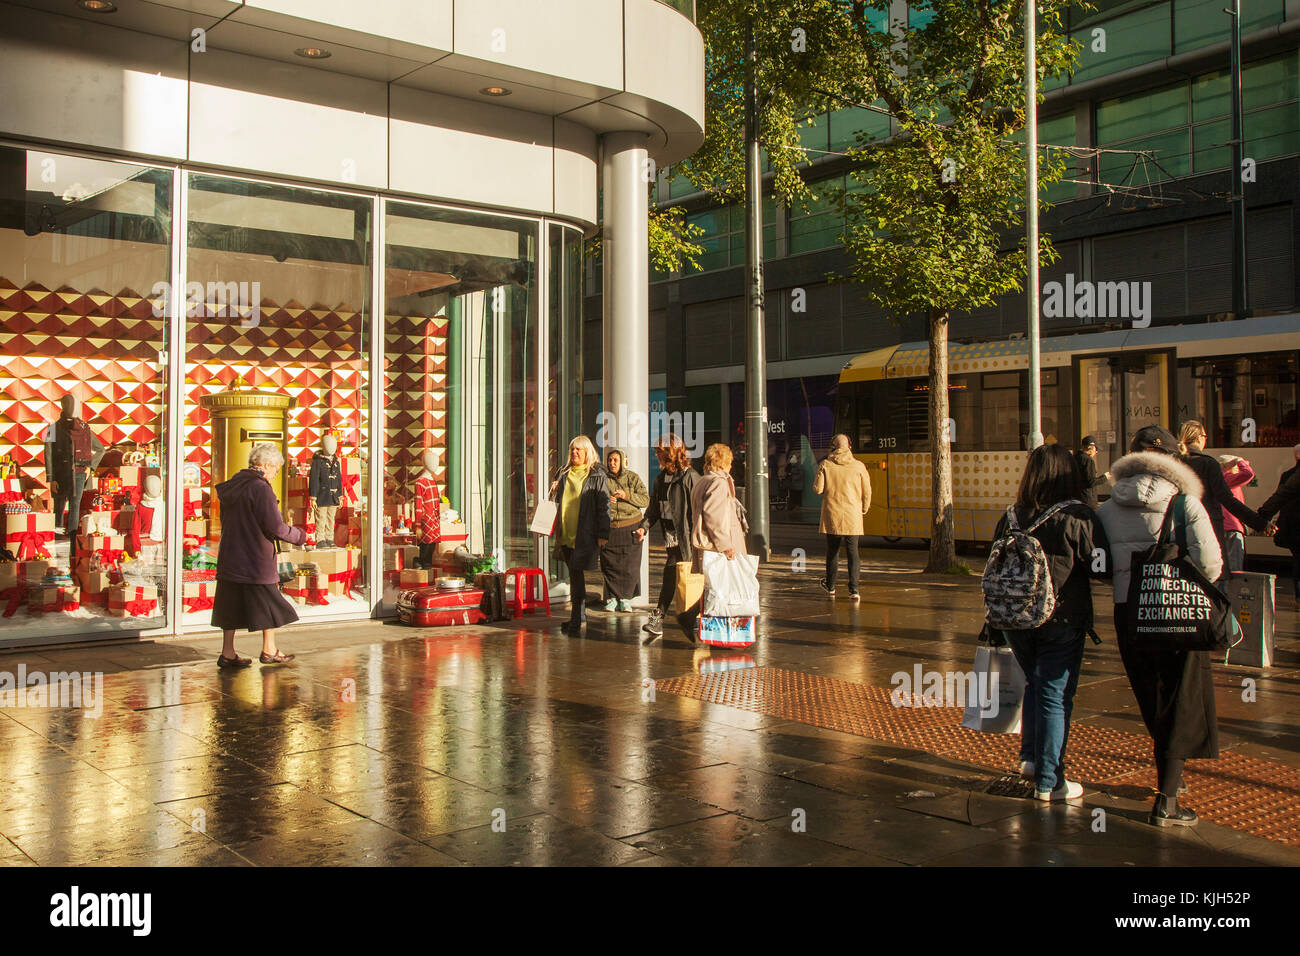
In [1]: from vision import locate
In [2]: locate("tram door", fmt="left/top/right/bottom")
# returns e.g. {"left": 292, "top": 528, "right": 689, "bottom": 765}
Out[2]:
{"left": 1075, "top": 351, "right": 1173, "bottom": 478}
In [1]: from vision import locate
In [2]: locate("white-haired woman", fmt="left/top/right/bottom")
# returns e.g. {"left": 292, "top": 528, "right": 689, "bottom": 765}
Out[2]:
{"left": 545, "top": 435, "right": 610, "bottom": 636}
{"left": 212, "top": 443, "right": 306, "bottom": 667}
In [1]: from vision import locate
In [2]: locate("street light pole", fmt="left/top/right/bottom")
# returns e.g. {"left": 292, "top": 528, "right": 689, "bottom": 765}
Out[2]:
{"left": 744, "top": 16, "right": 770, "bottom": 560}
{"left": 1229, "top": 0, "right": 1249, "bottom": 319}
{"left": 1026, "top": 0, "right": 1043, "bottom": 450}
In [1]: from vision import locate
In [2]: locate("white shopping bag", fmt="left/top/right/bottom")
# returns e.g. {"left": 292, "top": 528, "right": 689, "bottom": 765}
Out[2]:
{"left": 961, "top": 642, "right": 1026, "bottom": 734}
{"left": 701, "top": 551, "right": 760, "bottom": 618}
{"left": 529, "top": 500, "right": 558, "bottom": 536}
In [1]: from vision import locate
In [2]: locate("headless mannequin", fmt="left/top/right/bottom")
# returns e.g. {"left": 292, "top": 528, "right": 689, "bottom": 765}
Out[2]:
{"left": 308, "top": 434, "right": 342, "bottom": 549}
{"left": 133, "top": 474, "right": 165, "bottom": 564}
{"left": 45, "top": 394, "right": 104, "bottom": 556}
{"left": 413, "top": 449, "right": 442, "bottom": 569}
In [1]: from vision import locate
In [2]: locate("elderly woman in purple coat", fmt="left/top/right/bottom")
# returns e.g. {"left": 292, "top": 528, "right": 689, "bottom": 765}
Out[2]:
{"left": 212, "top": 443, "right": 306, "bottom": 667}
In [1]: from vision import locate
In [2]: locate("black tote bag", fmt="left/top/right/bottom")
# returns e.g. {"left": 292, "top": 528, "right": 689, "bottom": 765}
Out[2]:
{"left": 1125, "top": 494, "right": 1236, "bottom": 651}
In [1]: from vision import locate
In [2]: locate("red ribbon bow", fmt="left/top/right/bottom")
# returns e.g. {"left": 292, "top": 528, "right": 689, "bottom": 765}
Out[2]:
{"left": 94, "top": 546, "right": 123, "bottom": 568}
{"left": 1, "top": 586, "right": 23, "bottom": 617}
{"left": 341, "top": 472, "right": 361, "bottom": 504}
{"left": 10, "top": 529, "right": 53, "bottom": 561}
{"left": 185, "top": 595, "right": 214, "bottom": 612}
{"left": 119, "top": 599, "right": 155, "bottom": 617}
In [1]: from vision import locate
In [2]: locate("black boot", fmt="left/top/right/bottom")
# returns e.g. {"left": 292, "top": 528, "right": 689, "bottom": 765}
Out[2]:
{"left": 675, "top": 611, "right": 698, "bottom": 643}
{"left": 1149, "top": 794, "right": 1197, "bottom": 828}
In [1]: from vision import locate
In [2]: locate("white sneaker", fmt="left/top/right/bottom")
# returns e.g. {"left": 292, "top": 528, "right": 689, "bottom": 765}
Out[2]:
{"left": 1033, "top": 780, "right": 1083, "bottom": 802}
{"left": 1019, "top": 760, "right": 1035, "bottom": 780}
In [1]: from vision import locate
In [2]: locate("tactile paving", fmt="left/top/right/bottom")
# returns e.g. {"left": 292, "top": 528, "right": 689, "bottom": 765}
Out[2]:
{"left": 655, "top": 666, "right": 1300, "bottom": 846}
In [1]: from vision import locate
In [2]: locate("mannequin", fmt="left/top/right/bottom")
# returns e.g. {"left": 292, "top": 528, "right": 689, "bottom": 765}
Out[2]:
{"left": 44, "top": 394, "right": 104, "bottom": 549}
{"left": 130, "top": 474, "right": 165, "bottom": 563}
{"left": 308, "top": 434, "right": 343, "bottom": 549}
{"left": 412, "top": 448, "right": 442, "bottom": 569}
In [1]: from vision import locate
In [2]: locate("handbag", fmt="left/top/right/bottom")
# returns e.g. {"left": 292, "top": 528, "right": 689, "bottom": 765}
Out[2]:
{"left": 274, "top": 539, "right": 296, "bottom": 585}
{"left": 1125, "top": 494, "right": 1238, "bottom": 651}
{"left": 674, "top": 560, "right": 705, "bottom": 614}
{"left": 530, "top": 499, "right": 558, "bottom": 536}
{"left": 960, "top": 629, "right": 1026, "bottom": 734}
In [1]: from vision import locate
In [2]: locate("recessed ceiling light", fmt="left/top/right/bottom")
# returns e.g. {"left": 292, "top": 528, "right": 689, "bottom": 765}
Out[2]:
{"left": 294, "top": 46, "right": 331, "bottom": 59}
{"left": 78, "top": 0, "right": 117, "bottom": 12}
{"left": 480, "top": 86, "right": 511, "bottom": 97}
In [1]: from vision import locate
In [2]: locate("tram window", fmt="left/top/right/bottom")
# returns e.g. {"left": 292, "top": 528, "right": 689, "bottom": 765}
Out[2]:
{"left": 982, "top": 372, "right": 1022, "bottom": 450}
{"left": 1181, "top": 352, "right": 1298, "bottom": 447}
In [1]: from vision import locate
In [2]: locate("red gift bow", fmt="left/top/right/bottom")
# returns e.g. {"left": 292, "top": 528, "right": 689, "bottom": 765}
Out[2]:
{"left": 341, "top": 472, "right": 361, "bottom": 504}
{"left": 184, "top": 595, "right": 214, "bottom": 612}
{"left": 10, "top": 529, "right": 54, "bottom": 561}
{"left": 182, "top": 500, "right": 202, "bottom": 522}
{"left": 115, "top": 599, "right": 155, "bottom": 616}
{"left": 93, "top": 546, "right": 124, "bottom": 568}
{"left": 1, "top": 586, "right": 23, "bottom": 617}
{"left": 327, "top": 568, "right": 358, "bottom": 595}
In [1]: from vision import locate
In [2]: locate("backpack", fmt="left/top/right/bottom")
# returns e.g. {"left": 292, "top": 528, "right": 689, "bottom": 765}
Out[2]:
{"left": 981, "top": 500, "right": 1080, "bottom": 630}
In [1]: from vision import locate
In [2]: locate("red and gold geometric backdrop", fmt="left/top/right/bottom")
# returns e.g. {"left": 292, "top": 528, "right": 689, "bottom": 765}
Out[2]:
{"left": 0, "top": 278, "right": 448, "bottom": 497}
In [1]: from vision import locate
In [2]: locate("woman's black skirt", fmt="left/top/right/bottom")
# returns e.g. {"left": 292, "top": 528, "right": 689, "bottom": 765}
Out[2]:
{"left": 211, "top": 580, "right": 299, "bottom": 633}
{"left": 599, "top": 523, "right": 642, "bottom": 600}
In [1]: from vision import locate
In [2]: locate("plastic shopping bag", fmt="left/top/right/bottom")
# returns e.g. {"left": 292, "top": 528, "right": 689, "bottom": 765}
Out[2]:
{"left": 698, "top": 615, "right": 756, "bottom": 648}
{"left": 960, "top": 640, "right": 1026, "bottom": 734}
{"left": 700, "top": 551, "right": 760, "bottom": 618}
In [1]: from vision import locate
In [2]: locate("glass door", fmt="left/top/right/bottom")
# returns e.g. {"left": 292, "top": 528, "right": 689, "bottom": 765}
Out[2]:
{"left": 1075, "top": 350, "right": 1173, "bottom": 477}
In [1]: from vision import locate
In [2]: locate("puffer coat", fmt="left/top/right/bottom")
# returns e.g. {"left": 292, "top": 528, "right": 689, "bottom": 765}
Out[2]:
{"left": 1096, "top": 451, "right": 1222, "bottom": 602}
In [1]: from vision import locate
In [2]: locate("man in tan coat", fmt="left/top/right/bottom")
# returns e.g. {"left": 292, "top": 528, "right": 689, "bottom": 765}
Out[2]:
{"left": 814, "top": 434, "right": 872, "bottom": 601}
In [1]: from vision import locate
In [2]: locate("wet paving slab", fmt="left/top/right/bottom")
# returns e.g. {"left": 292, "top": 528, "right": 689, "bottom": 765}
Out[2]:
{"left": 0, "top": 543, "right": 1297, "bottom": 866}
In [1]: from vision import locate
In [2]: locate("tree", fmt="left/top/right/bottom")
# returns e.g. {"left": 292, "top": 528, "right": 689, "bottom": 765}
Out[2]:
{"left": 834, "top": 0, "right": 1076, "bottom": 572}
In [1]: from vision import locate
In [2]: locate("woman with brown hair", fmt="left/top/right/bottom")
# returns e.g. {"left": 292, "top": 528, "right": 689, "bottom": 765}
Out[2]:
{"left": 636, "top": 435, "right": 699, "bottom": 640}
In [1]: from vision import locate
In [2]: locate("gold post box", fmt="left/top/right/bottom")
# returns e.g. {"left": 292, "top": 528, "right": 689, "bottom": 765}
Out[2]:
{"left": 199, "top": 379, "right": 295, "bottom": 536}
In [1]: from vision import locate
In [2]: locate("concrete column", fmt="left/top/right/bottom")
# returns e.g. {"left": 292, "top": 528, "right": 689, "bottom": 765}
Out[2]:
{"left": 601, "top": 131, "right": 651, "bottom": 602}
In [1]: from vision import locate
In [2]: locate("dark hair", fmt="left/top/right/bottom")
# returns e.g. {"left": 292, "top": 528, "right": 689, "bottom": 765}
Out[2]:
{"left": 1015, "top": 444, "right": 1084, "bottom": 515}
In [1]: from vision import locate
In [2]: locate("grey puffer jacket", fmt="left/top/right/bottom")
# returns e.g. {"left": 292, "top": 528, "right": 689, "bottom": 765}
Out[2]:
{"left": 1096, "top": 451, "right": 1222, "bottom": 602}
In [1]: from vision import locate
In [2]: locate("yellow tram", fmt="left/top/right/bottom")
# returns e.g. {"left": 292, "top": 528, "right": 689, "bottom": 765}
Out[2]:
{"left": 834, "top": 313, "right": 1299, "bottom": 557}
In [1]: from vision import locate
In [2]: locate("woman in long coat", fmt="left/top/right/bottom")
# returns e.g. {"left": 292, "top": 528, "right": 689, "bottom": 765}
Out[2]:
{"left": 547, "top": 435, "right": 610, "bottom": 636}
{"left": 1097, "top": 425, "right": 1222, "bottom": 828}
{"left": 212, "top": 443, "right": 307, "bottom": 667}
{"left": 599, "top": 448, "right": 649, "bottom": 613}
{"left": 636, "top": 435, "right": 699, "bottom": 640}
{"left": 678, "top": 443, "right": 748, "bottom": 640}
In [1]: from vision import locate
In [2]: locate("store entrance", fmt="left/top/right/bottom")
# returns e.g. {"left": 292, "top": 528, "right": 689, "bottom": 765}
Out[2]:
{"left": 1074, "top": 350, "right": 1174, "bottom": 476}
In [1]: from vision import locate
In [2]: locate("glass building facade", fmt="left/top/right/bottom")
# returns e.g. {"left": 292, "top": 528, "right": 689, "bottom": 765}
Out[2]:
{"left": 0, "top": 144, "right": 584, "bottom": 647}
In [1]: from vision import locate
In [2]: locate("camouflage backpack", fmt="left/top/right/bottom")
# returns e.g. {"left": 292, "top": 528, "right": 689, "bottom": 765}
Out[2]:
{"left": 981, "top": 500, "right": 1079, "bottom": 630}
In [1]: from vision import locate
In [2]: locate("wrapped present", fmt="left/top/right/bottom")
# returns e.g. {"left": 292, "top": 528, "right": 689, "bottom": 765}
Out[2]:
{"left": 117, "top": 465, "right": 143, "bottom": 490}
{"left": 384, "top": 544, "right": 418, "bottom": 571}
{"left": 4, "top": 512, "right": 55, "bottom": 560}
{"left": 27, "top": 585, "right": 80, "bottom": 615}
{"left": 182, "top": 579, "right": 216, "bottom": 612}
{"left": 113, "top": 488, "right": 141, "bottom": 508}
{"left": 76, "top": 534, "right": 126, "bottom": 568}
{"left": 182, "top": 487, "right": 206, "bottom": 522}
{"left": 283, "top": 573, "right": 331, "bottom": 605}
{"left": 285, "top": 474, "right": 311, "bottom": 511}
{"left": 184, "top": 519, "right": 208, "bottom": 539}
{"left": 106, "top": 584, "right": 159, "bottom": 618}
{"left": 339, "top": 457, "right": 362, "bottom": 504}
{"left": 398, "top": 568, "right": 433, "bottom": 588}
{"left": 76, "top": 569, "right": 116, "bottom": 597}
{"left": 79, "top": 511, "right": 117, "bottom": 536}
{"left": 0, "top": 477, "right": 23, "bottom": 505}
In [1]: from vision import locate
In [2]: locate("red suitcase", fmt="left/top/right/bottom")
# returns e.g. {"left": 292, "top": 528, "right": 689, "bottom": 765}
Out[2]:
{"left": 396, "top": 585, "right": 486, "bottom": 627}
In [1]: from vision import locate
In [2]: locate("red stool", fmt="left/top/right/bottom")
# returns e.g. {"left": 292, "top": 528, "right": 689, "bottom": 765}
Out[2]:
{"left": 505, "top": 567, "right": 550, "bottom": 618}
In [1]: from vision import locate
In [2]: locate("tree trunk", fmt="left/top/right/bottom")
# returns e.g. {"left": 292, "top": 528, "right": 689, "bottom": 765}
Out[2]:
{"left": 925, "top": 306, "right": 957, "bottom": 573}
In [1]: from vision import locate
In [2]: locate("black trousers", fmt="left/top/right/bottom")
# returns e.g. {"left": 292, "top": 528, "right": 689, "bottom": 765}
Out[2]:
{"left": 54, "top": 470, "right": 87, "bottom": 557}
{"left": 825, "top": 534, "right": 860, "bottom": 593}
{"left": 655, "top": 545, "right": 683, "bottom": 612}
{"left": 417, "top": 542, "right": 436, "bottom": 569}
{"left": 568, "top": 557, "right": 587, "bottom": 624}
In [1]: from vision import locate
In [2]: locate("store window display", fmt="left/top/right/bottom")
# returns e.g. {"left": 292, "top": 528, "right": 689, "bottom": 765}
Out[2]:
{"left": 308, "top": 433, "right": 344, "bottom": 548}
{"left": 0, "top": 147, "right": 171, "bottom": 642}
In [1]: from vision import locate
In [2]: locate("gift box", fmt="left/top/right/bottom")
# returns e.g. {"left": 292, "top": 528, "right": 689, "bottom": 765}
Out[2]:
{"left": 79, "top": 511, "right": 117, "bottom": 536}
{"left": 184, "top": 519, "right": 208, "bottom": 539}
{"left": 76, "top": 534, "right": 126, "bottom": 567}
{"left": 117, "top": 465, "right": 143, "bottom": 490}
{"left": 384, "top": 544, "right": 418, "bottom": 571}
{"left": 284, "top": 574, "right": 332, "bottom": 605}
{"left": 339, "top": 457, "right": 362, "bottom": 504}
{"left": 106, "top": 584, "right": 159, "bottom": 618}
{"left": 182, "top": 487, "right": 206, "bottom": 521}
{"left": 4, "top": 512, "right": 55, "bottom": 559}
{"left": 0, "top": 477, "right": 23, "bottom": 504}
{"left": 285, "top": 475, "right": 311, "bottom": 511}
{"left": 182, "top": 579, "right": 216, "bottom": 612}
{"left": 27, "top": 585, "right": 80, "bottom": 615}
{"left": 398, "top": 568, "right": 433, "bottom": 588}
{"left": 76, "top": 569, "right": 116, "bottom": 597}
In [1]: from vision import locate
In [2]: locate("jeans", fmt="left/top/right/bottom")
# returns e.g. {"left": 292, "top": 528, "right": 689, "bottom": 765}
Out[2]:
{"left": 1223, "top": 531, "right": 1245, "bottom": 575}
{"left": 825, "top": 534, "right": 860, "bottom": 594}
{"left": 53, "top": 470, "right": 87, "bottom": 557}
{"left": 1005, "top": 621, "right": 1087, "bottom": 793}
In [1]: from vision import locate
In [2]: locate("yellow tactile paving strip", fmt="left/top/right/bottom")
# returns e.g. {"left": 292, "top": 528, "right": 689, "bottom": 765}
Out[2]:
{"left": 655, "top": 667, "right": 1300, "bottom": 846}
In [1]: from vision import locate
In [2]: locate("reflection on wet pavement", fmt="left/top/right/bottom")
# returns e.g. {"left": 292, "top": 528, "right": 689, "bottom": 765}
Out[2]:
{"left": 1, "top": 544, "right": 1297, "bottom": 866}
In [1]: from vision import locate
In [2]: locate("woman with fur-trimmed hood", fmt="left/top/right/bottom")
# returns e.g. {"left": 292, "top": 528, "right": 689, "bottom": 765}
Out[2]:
{"left": 1097, "top": 425, "right": 1223, "bottom": 830}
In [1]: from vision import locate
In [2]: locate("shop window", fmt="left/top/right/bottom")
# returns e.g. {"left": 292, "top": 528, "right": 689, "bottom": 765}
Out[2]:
{"left": 1180, "top": 353, "right": 1299, "bottom": 448}
{"left": 547, "top": 224, "right": 584, "bottom": 585}
{"left": 185, "top": 175, "right": 372, "bottom": 624}
{"left": 0, "top": 147, "right": 172, "bottom": 644}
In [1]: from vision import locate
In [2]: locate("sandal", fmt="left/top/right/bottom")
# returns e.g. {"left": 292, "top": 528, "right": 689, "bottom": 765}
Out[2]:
{"left": 217, "top": 654, "right": 252, "bottom": 669}
{"left": 259, "top": 650, "right": 295, "bottom": 664}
